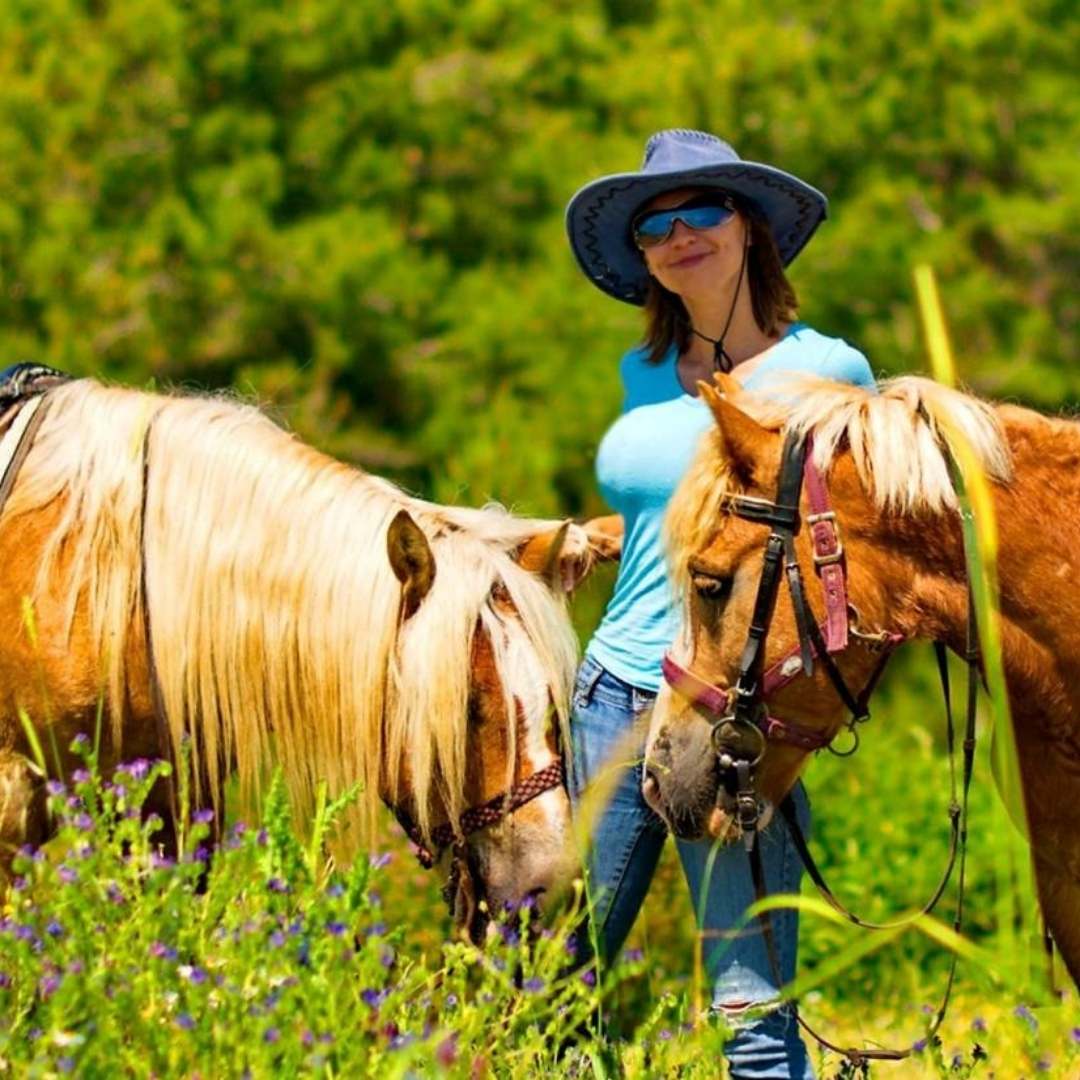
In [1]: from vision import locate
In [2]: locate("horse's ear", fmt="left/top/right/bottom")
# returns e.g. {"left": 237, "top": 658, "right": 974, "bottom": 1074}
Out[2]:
{"left": 387, "top": 509, "right": 436, "bottom": 619}
{"left": 516, "top": 521, "right": 592, "bottom": 593}
{"left": 697, "top": 386, "right": 775, "bottom": 488}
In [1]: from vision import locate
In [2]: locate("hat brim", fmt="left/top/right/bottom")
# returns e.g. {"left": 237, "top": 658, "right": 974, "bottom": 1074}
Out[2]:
{"left": 566, "top": 161, "right": 827, "bottom": 305}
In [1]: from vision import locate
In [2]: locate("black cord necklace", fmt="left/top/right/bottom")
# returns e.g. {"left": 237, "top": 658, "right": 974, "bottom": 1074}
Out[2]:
{"left": 687, "top": 228, "right": 750, "bottom": 374}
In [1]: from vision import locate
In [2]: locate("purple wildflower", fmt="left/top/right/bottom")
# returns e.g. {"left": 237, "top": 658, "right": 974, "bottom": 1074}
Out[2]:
{"left": 658, "top": 1029, "right": 673, "bottom": 1041}
{"left": 581, "top": 969, "right": 596, "bottom": 988}
{"left": 301, "top": 1030, "right": 314, "bottom": 1047}
{"left": 71, "top": 733, "right": 90, "bottom": 749}
{"left": 256, "top": 828, "right": 268, "bottom": 847}
{"left": 325, "top": 882, "right": 344, "bottom": 898}
{"left": 39, "top": 973, "right": 60, "bottom": 996}
{"left": 1036, "top": 1058, "right": 1052, "bottom": 1073}
{"left": 149, "top": 942, "right": 176, "bottom": 960}
{"left": 177, "top": 1013, "right": 196, "bottom": 1030}
{"left": 1014, "top": 1003, "right": 1038, "bottom": 1031}
{"left": 319, "top": 1034, "right": 334, "bottom": 1045}
{"left": 267, "top": 877, "right": 288, "bottom": 894}
{"left": 951, "top": 1053, "right": 964, "bottom": 1069}
{"left": 45, "top": 920, "right": 64, "bottom": 939}
{"left": 446, "top": 993, "right": 458, "bottom": 1008}
{"left": 76, "top": 842, "right": 94, "bottom": 858}
{"left": 367, "top": 922, "right": 387, "bottom": 937}
{"left": 523, "top": 977, "right": 544, "bottom": 992}
{"left": 193, "top": 808, "right": 215, "bottom": 825}
{"left": 369, "top": 852, "right": 392, "bottom": 869}
{"left": 232, "top": 821, "right": 247, "bottom": 836}
{"left": 72, "top": 768, "right": 91, "bottom": 784}
{"left": 126, "top": 759, "right": 151, "bottom": 780}
{"left": 326, "top": 921, "right": 347, "bottom": 937}
{"left": 149, "top": 853, "right": 174, "bottom": 870}
{"left": 270, "top": 931, "right": 286, "bottom": 948}
{"left": 380, "top": 947, "right": 395, "bottom": 969}
{"left": 361, "top": 988, "right": 388, "bottom": 1008}
{"left": 1071, "top": 1027, "right": 1080, "bottom": 1044}
{"left": 498, "top": 924, "right": 520, "bottom": 947}
{"left": 110, "top": 784, "right": 128, "bottom": 800}
{"left": 264, "top": 1027, "right": 280, "bottom": 1044}
{"left": 389, "top": 1033, "right": 415, "bottom": 1050}
{"left": 912, "top": 1039, "right": 927, "bottom": 1053}
{"left": 14, "top": 925, "right": 35, "bottom": 942}
{"left": 73, "top": 814, "right": 94, "bottom": 832}
{"left": 67, "top": 960, "right": 83, "bottom": 975}
{"left": 46, "top": 780, "right": 66, "bottom": 797}
{"left": 0, "top": 972, "right": 10, "bottom": 989}
{"left": 972, "top": 1016, "right": 987, "bottom": 1033}
{"left": 624, "top": 947, "right": 644, "bottom": 962}
{"left": 105, "top": 883, "right": 125, "bottom": 905}
{"left": 57, "top": 1057, "right": 75, "bottom": 1074}
{"left": 57, "top": 866, "right": 77, "bottom": 884}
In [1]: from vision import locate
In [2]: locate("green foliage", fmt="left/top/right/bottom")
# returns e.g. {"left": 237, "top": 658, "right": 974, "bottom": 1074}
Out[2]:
{"left": 1, "top": 0, "right": 1075, "bottom": 513}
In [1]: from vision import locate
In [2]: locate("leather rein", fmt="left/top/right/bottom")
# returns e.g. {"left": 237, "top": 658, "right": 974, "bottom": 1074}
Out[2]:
{"left": 662, "top": 431, "right": 981, "bottom": 1066}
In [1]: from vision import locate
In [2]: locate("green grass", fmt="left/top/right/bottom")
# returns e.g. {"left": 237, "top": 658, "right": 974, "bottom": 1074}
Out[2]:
{"left": 3, "top": 667, "right": 1079, "bottom": 1078}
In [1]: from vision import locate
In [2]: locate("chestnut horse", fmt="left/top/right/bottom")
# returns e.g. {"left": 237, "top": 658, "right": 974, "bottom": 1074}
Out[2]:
{"left": 0, "top": 378, "right": 594, "bottom": 935}
{"left": 645, "top": 372, "right": 1080, "bottom": 985}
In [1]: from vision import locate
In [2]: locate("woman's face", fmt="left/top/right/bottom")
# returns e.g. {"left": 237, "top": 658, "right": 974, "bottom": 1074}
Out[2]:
{"left": 638, "top": 186, "right": 747, "bottom": 303}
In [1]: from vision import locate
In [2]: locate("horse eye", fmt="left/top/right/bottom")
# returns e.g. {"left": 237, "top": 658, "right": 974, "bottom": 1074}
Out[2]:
{"left": 691, "top": 572, "right": 732, "bottom": 600}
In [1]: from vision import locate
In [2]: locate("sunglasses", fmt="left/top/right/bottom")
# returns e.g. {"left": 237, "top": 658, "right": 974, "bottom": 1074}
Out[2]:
{"left": 631, "top": 195, "right": 737, "bottom": 249}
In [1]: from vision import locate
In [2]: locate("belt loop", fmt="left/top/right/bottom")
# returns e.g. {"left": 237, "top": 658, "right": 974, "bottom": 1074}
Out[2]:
{"left": 573, "top": 657, "right": 605, "bottom": 709}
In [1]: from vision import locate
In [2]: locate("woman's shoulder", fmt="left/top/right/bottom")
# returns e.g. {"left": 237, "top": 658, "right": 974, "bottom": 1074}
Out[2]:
{"left": 784, "top": 324, "right": 875, "bottom": 388}
{"left": 618, "top": 342, "right": 680, "bottom": 410}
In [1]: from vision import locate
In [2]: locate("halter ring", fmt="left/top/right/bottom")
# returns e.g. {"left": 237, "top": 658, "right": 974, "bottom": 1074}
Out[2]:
{"left": 711, "top": 716, "right": 767, "bottom": 767}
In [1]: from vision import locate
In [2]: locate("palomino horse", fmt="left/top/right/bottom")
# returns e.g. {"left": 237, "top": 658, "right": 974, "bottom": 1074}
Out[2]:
{"left": 0, "top": 376, "right": 594, "bottom": 936}
{"left": 644, "top": 372, "right": 1080, "bottom": 985}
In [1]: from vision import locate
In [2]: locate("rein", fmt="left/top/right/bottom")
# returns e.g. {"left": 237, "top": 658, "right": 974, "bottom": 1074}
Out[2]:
{"left": 662, "top": 430, "right": 982, "bottom": 1066}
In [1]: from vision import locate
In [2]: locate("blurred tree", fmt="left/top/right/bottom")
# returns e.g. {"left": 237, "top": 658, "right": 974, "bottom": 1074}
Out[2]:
{"left": 0, "top": 0, "right": 1075, "bottom": 515}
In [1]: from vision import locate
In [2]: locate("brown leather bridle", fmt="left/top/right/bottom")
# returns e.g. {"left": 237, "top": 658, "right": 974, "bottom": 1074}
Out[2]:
{"left": 662, "top": 433, "right": 905, "bottom": 846}
{"left": 386, "top": 758, "right": 565, "bottom": 871}
{"left": 661, "top": 430, "right": 981, "bottom": 1066}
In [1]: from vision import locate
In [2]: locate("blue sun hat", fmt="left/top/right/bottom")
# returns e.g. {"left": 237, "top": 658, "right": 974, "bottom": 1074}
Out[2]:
{"left": 566, "top": 129, "right": 828, "bottom": 305}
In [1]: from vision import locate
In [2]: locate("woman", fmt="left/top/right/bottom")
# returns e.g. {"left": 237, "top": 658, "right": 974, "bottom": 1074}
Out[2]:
{"left": 565, "top": 129, "right": 875, "bottom": 1078}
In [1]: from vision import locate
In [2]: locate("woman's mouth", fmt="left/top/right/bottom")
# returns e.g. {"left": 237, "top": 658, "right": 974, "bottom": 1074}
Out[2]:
{"left": 669, "top": 251, "right": 711, "bottom": 269}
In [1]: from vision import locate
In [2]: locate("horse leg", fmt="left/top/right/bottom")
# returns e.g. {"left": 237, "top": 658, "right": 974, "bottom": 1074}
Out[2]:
{"left": 0, "top": 749, "right": 49, "bottom": 878}
{"left": 1014, "top": 731, "right": 1080, "bottom": 988}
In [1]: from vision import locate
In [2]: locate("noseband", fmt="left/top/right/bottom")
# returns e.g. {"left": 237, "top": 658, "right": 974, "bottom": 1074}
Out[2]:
{"left": 387, "top": 757, "right": 565, "bottom": 871}
{"left": 662, "top": 433, "right": 904, "bottom": 845}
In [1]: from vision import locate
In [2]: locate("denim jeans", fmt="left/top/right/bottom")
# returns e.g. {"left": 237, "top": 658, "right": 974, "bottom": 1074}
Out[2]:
{"left": 569, "top": 655, "right": 815, "bottom": 1080}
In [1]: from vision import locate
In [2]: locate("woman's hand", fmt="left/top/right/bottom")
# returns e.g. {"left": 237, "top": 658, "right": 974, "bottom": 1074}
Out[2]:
{"left": 583, "top": 514, "right": 623, "bottom": 563}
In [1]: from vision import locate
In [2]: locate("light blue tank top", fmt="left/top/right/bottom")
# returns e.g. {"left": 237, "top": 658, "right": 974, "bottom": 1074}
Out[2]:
{"left": 587, "top": 323, "right": 875, "bottom": 691}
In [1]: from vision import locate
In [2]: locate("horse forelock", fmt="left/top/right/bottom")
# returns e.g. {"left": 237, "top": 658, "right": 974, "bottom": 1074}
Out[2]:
{"left": 665, "top": 376, "right": 1014, "bottom": 591}
{"left": 12, "top": 379, "right": 577, "bottom": 851}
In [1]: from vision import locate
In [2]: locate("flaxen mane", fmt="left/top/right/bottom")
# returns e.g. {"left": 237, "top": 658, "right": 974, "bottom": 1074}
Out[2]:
{"left": 666, "top": 376, "right": 1013, "bottom": 588}
{"left": 6, "top": 380, "right": 579, "bottom": 845}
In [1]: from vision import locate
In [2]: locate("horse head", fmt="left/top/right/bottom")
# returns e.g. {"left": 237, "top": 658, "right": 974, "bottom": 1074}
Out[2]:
{"left": 386, "top": 508, "right": 594, "bottom": 940}
{"left": 643, "top": 376, "right": 907, "bottom": 842}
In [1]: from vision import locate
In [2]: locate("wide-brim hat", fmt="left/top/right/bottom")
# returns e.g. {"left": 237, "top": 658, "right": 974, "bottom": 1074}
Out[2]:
{"left": 566, "top": 129, "right": 828, "bottom": 305}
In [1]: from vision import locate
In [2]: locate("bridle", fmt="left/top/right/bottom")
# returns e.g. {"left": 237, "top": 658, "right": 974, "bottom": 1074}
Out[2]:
{"left": 662, "top": 433, "right": 905, "bottom": 848}
{"left": 661, "top": 430, "right": 982, "bottom": 1066}
{"left": 384, "top": 693, "right": 566, "bottom": 905}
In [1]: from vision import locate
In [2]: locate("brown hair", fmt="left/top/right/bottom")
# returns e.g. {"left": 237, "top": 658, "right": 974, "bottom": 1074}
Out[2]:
{"left": 641, "top": 200, "right": 799, "bottom": 364}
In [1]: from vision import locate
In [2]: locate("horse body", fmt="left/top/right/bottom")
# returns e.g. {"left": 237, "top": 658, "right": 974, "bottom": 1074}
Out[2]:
{"left": 646, "top": 375, "right": 1080, "bottom": 984}
{"left": 0, "top": 379, "right": 584, "bottom": 931}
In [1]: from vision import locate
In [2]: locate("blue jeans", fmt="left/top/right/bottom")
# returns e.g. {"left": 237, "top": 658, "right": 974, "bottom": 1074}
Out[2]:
{"left": 569, "top": 655, "right": 815, "bottom": 1080}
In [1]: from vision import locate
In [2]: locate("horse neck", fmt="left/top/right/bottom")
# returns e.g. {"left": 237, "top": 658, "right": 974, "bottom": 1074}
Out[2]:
{"left": 885, "top": 409, "right": 1080, "bottom": 726}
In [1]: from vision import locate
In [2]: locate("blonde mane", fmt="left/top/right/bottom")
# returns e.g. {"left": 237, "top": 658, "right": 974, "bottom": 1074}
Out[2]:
{"left": 8, "top": 380, "right": 579, "bottom": 845}
{"left": 667, "top": 375, "right": 1013, "bottom": 585}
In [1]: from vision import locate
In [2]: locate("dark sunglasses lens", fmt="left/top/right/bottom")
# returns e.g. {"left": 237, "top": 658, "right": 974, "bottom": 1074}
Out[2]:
{"left": 633, "top": 201, "right": 733, "bottom": 247}
{"left": 633, "top": 210, "right": 677, "bottom": 245}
